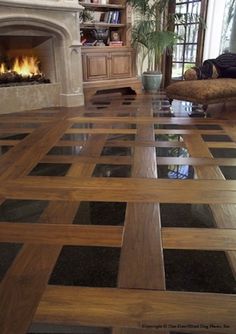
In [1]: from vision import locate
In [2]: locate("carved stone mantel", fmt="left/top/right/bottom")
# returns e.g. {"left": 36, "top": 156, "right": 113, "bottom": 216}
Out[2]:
{"left": 0, "top": 0, "right": 82, "bottom": 11}
{"left": 0, "top": 0, "right": 85, "bottom": 110}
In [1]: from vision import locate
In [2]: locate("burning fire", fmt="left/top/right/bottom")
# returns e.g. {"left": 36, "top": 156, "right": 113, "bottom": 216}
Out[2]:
{"left": 0, "top": 63, "right": 6, "bottom": 74}
{"left": 0, "top": 56, "right": 41, "bottom": 77}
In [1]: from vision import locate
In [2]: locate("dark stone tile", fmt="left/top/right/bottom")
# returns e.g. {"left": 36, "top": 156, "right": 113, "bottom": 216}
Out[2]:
{"left": 124, "top": 97, "right": 136, "bottom": 101}
{"left": 61, "top": 133, "right": 88, "bottom": 141}
{"left": 0, "top": 199, "right": 48, "bottom": 223}
{"left": 160, "top": 204, "right": 215, "bottom": 228}
{"left": 202, "top": 134, "right": 232, "bottom": 142}
{"left": 164, "top": 250, "right": 236, "bottom": 293}
{"left": 155, "top": 124, "right": 182, "bottom": 130}
{"left": 106, "top": 134, "right": 135, "bottom": 141}
{"left": 209, "top": 148, "right": 236, "bottom": 158}
{"left": 153, "top": 112, "right": 174, "bottom": 117}
{"left": 49, "top": 246, "right": 120, "bottom": 287}
{"left": 71, "top": 123, "right": 91, "bottom": 129}
{"left": 73, "top": 202, "right": 126, "bottom": 226}
{"left": 29, "top": 163, "right": 71, "bottom": 176}
{"left": 1, "top": 133, "right": 29, "bottom": 140}
{"left": 47, "top": 146, "right": 83, "bottom": 156}
{"left": 219, "top": 166, "right": 236, "bottom": 180}
{"left": 195, "top": 124, "right": 222, "bottom": 130}
{"left": 0, "top": 243, "right": 22, "bottom": 282}
{"left": 155, "top": 134, "right": 184, "bottom": 142}
{"left": 0, "top": 146, "right": 12, "bottom": 155}
{"left": 156, "top": 147, "right": 189, "bottom": 157}
{"left": 157, "top": 165, "right": 194, "bottom": 179}
{"left": 92, "top": 101, "right": 111, "bottom": 105}
{"left": 101, "top": 146, "right": 132, "bottom": 156}
{"left": 93, "top": 164, "right": 131, "bottom": 178}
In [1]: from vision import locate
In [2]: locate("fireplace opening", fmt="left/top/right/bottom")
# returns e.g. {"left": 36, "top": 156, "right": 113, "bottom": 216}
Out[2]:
{"left": 0, "top": 35, "right": 55, "bottom": 87}
{"left": 0, "top": 55, "right": 50, "bottom": 86}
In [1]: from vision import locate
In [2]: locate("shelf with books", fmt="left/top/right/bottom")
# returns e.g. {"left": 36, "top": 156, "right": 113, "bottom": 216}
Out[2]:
{"left": 79, "top": 2, "right": 125, "bottom": 10}
{"left": 81, "top": 22, "right": 125, "bottom": 28}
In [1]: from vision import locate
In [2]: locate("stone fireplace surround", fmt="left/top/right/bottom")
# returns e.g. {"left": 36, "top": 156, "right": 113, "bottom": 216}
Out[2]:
{"left": 0, "top": 0, "right": 84, "bottom": 114}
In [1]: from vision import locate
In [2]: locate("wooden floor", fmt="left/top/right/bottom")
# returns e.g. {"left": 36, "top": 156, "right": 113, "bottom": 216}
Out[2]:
{"left": 0, "top": 92, "right": 236, "bottom": 334}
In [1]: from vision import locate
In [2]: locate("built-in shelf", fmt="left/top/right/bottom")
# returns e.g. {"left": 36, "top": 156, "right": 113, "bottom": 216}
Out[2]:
{"left": 81, "top": 22, "right": 125, "bottom": 28}
{"left": 80, "top": 0, "right": 141, "bottom": 99}
{"left": 79, "top": 2, "right": 125, "bottom": 9}
{"left": 82, "top": 45, "right": 131, "bottom": 50}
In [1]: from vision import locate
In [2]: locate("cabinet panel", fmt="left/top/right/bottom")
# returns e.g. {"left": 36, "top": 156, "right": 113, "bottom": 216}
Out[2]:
{"left": 110, "top": 52, "right": 132, "bottom": 78}
{"left": 84, "top": 54, "right": 109, "bottom": 81}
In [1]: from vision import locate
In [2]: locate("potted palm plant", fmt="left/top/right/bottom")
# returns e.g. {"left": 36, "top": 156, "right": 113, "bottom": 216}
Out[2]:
{"left": 128, "top": 0, "right": 191, "bottom": 92}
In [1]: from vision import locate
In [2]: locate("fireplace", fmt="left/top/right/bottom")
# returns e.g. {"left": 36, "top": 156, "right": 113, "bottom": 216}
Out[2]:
{"left": 0, "top": 0, "right": 84, "bottom": 114}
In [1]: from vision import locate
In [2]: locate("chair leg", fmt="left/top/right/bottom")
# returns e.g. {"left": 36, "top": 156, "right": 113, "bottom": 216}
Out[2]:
{"left": 202, "top": 104, "right": 208, "bottom": 118}
{"left": 189, "top": 104, "right": 208, "bottom": 118}
{"left": 168, "top": 98, "right": 174, "bottom": 115}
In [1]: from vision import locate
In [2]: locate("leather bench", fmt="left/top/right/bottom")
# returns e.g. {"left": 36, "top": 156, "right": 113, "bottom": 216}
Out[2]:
{"left": 166, "top": 78, "right": 236, "bottom": 116}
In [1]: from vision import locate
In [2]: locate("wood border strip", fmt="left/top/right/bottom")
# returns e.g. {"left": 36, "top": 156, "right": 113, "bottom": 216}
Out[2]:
{"left": 34, "top": 286, "right": 236, "bottom": 331}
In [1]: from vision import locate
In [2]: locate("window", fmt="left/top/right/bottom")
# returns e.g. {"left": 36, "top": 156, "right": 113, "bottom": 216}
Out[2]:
{"left": 170, "top": 0, "right": 208, "bottom": 80}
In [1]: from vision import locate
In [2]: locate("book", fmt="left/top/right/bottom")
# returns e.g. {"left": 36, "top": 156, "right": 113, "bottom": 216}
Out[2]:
{"left": 109, "top": 41, "right": 123, "bottom": 46}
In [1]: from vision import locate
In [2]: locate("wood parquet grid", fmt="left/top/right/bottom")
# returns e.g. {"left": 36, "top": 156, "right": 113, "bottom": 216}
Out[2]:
{"left": 0, "top": 93, "right": 236, "bottom": 334}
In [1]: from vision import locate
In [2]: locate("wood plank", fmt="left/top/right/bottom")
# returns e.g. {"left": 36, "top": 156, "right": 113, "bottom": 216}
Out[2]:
{"left": 1, "top": 177, "right": 236, "bottom": 204}
{"left": 0, "top": 223, "right": 123, "bottom": 247}
{"left": 155, "top": 129, "right": 226, "bottom": 135}
{"left": 104, "top": 140, "right": 185, "bottom": 148}
{"left": 206, "top": 142, "right": 236, "bottom": 149}
{"left": 118, "top": 123, "right": 165, "bottom": 290}
{"left": 64, "top": 128, "right": 227, "bottom": 136}
{"left": 0, "top": 117, "right": 58, "bottom": 123}
{"left": 183, "top": 134, "right": 236, "bottom": 278}
{"left": 115, "top": 110, "right": 166, "bottom": 333}
{"left": 57, "top": 139, "right": 185, "bottom": 148}
{"left": 0, "top": 128, "right": 34, "bottom": 133}
{"left": 41, "top": 155, "right": 133, "bottom": 165}
{"left": 41, "top": 155, "right": 236, "bottom": 167}
{"left": 156, "top": 157, "right": 236, "bottom": 166}
{"left": 118, "top": 203, "right": 166, "bottom": 290}
{"left": 69, "top": 115, "right": 232, "bottom": 125}
{"left": 34, "top": 286, "right": 236, "bottom": 330}
{"left": 0, "top": 140, "right": 21, "bottom": 146}
{"left": 162, "top": 228, "right": 236, "bottom": 251}
{"left": 1, "top": 223, "right": 235, "bottom": 252}
{"left": 66, "top": 128, "right": 137, "bottom": 134}
{"left": 112, "top": 329, "right": 228, "bottom": 334}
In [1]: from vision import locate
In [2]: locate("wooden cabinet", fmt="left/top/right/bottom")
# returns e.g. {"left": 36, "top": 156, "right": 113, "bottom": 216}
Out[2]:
{"left": 82, "top": 48, "right": 133, "bottom": 81}
{"left": 83, "top": 52, "right": 109, "bottom": 81}
{"left": 110, "top": 52, "right": 132, "bottom": 78}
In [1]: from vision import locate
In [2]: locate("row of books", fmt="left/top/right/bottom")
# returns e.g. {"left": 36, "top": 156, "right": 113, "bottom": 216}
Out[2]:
{"left": 82, "top": 40, "right": 124, "bottom": 47}
{"left": 103, "top": 10, "right": 120, "bottom": 24}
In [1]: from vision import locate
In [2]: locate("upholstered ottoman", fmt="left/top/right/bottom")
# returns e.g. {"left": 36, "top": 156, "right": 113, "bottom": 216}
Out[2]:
{"left": 166, "top": 78, "right": 236, "bottom": 116}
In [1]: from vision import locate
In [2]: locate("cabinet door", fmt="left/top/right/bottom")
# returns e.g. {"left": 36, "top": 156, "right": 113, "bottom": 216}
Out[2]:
{"left": 83, "top": 53, "right": 109, "bottom": 81}
{"left": 110, "top": 52, "right": 132, "bottom": 78}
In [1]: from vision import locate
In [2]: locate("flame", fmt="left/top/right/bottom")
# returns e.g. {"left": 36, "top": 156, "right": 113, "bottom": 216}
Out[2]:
{"left": 12, "top": 56, "right": 40, "bottom": 77}
{"left": 0, "top": 63, "right": 6, "bottom": 74}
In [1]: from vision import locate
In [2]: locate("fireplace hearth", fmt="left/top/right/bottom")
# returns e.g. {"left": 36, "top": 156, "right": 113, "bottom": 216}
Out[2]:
{"left": 0, "top": 0, "right": 84, "bottom": 114}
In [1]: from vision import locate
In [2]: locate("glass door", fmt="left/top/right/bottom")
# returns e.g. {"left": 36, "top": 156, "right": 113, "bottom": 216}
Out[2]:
{"left": 170, "top": 0, "right": 208, "bottom": 80}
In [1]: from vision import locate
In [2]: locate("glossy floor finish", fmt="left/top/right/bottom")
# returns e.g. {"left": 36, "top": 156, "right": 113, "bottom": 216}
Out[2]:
{"left": 0, "top": 92, "right": 236, "bottom": 334}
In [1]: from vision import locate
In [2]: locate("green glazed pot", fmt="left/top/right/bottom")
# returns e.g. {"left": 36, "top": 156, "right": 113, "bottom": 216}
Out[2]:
{"left": 142, "top": 71, "right": 163, "bottom": 92}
